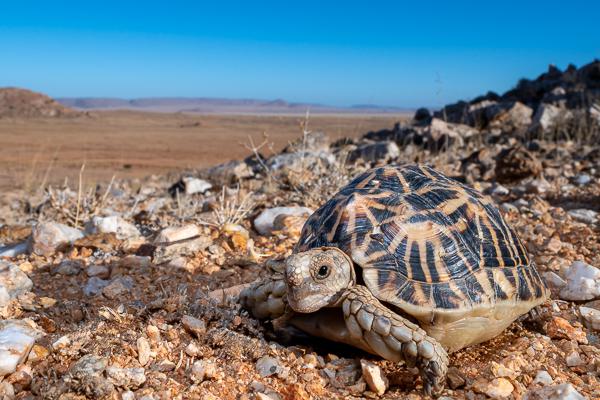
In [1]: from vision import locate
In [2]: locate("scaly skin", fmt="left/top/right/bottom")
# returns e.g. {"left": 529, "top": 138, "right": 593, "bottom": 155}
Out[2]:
{"left": 342, "top": 285, "right": 449, "bottom": 397}
{"left": 241, "top": 279, "right": 449, "bottom": 397}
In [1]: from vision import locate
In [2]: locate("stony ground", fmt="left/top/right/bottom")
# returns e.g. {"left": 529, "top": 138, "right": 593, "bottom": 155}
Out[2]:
{"left": 1, "top": 62, "right": 600, "bottom": 399}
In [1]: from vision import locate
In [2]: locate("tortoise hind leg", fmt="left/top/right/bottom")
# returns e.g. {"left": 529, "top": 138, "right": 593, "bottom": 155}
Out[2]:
{"left": 342, "top": 285, "right": 449, "bottom": 397}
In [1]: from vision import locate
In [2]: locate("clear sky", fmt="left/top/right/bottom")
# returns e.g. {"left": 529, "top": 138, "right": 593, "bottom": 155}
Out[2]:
{"left": 1, "top": 1, "right": 599, "bottom": 107}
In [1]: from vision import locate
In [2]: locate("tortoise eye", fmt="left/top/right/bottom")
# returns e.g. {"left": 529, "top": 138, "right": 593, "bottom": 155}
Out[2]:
{"left": 317, "top": 265, "right": 330, "bottom": 279}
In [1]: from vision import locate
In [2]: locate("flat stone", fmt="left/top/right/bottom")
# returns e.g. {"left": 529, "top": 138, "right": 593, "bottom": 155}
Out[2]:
{"left": 523, "top": 383, "right": 585, "bottom": 400}
{"left": 360, "top": 360, "right": 388, "bottom": 396}
{"left": 85, "top": 216, "right": 140, "bottom": 240}
{"left": 152, "top": 225, "right": 210, "bottom": 263}
{"left": 254, "top": 207, "right": 313, "bottom": 236}
{"left": 29, "top": 221, "right": 84, "bottom": 256}
{"left": 0, "top": 320, "right": 41, "bottom": 377}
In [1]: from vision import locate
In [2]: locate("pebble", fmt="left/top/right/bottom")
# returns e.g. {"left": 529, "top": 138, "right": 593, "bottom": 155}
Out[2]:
{"left": 146, "top": 325, "right": 161, "bottom": 342}
{"left": 137, "top": 337, "right": 152, "bottom": 366}
{"left": 56, "top": 259, "right": 83, "bottom": 275}
{"left": 255, "top": 356, "right": 283, "bottom": 378}
{"left": 84, "top": 277, "right": 109, "bottom": 296}
{"left": 559, "top": 261, "right": 600, "bottom": 301}
{"left": 573, "top": 174, "right": 592, "bottom": 186}
{"left": 86, "top": 264, "right": 111, "bottom": 278}
{"left": 533, "top": 370, "right": 553, "bottom": 385}
{"left": 178, "top": 177, "right": 212, "bottom": 195}
{"left": 181, "top": 315, "right": 207, "bottom": 338}
{"left": 185, "top": 342, "right": 201, "bottom": 357}
{"left": 567, "top": 208, "right": 598, "bottom": 224}
{"left": 29, "top": 221, "right": 84, "bottom": 256}
{"left": 52, "top": 335, "right": 71, "bottom": 350}
{"left": 0, "top": 320, "right": 40, "bottom": 377}
{"left": 102, "top": 276, "right": 134, "bottom": 299}
{"left": 85, "top": 215, "right": 141, "bottom": 239}
{"left": 156, "top": 359, "right": 176, "bottom": 372}
{"left": 544, "top": 316, "right": 587, "bottom": 344}
{"left": 152, "top": 225, "right": 210, "bottom": 263}
{"left": 565, "top": 351, "right": 583, "bottom": 367}
{"left": 68, "top": 354, "right": 107, "bottom": 378}
{"left": 360, "top": 360, "right": 388, "bottom": 396}
{"left": 253, "top": 207, "right": 313, "bottom": 235}
{"left": 543, "top": 271, "right": 567, "bottom": 291}
{"left": 579, "top": 306, "right": 600, "bottom": 330}
{"left": 106, "top": 366, "right": 146, "bottom": 388}
{"left": 474, "top": 377, "right": 514, "bottom": 399}
{"left": 0, "top": 261, "right": 33, "bottom": 300}
{"left": 190, "top": 359, "right": 217, "bottom": 382}
{"left": 122, "top": 391, "right": 136, "bottom": 400}
{"left": 523, "top": 383, "right": 586, "bottom": 400}
{"left": 446, "top": 366, "right": 466, "bottom": 389}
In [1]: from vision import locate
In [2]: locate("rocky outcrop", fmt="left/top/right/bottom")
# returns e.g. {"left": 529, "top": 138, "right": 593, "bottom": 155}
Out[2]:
{"left": 0, "top": 88, "right": 81, "bottom": 118}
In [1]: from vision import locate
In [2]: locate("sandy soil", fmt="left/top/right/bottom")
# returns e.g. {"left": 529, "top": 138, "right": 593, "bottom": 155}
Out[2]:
{"left": 0, "top": 111, "right": 404, "bottom": 191}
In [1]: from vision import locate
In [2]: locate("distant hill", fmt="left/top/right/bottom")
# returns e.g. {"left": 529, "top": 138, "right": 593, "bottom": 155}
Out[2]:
{"left": 57, "top": 96, "right": 410, "bottom": 115}
{"left": 0, "top": 87, "right": 81, "bottom": 118}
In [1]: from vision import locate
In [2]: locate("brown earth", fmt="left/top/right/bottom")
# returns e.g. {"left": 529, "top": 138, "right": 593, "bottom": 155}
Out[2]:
{"left": 0, "top": 110, "right": 404, "bottom": 191}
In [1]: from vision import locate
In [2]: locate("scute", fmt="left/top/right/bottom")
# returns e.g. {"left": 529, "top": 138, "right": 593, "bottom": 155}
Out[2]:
{"left": 295, "top": 164, "right": 548, "bottom": 321}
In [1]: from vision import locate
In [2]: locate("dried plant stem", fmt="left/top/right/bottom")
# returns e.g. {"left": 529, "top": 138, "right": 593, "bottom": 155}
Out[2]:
{"left": 75, "top": 163, "right": 85, "bottom": 228}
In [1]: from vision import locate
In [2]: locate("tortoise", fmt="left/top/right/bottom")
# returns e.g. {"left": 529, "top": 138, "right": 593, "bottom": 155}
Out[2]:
{"left": 241, "top": 164, "right": 548, "bottom": 396}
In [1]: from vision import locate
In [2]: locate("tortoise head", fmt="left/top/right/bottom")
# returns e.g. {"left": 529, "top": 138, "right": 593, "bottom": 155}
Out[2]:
{"left": 284, "top": 247, "right": 355, "bottom": 313}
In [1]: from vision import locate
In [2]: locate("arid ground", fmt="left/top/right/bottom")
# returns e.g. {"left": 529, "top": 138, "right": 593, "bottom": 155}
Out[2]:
{"left": 0, "top": 111, "right": 403, "bottom": 191}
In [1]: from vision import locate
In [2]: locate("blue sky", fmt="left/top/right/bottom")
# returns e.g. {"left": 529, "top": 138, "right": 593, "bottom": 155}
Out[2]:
{"left": 1, "top": 1, "right": 599, "bottom": 107}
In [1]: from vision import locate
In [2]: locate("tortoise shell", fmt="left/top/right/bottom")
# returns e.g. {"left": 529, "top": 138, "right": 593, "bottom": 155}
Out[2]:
{"left": 296, "top": 165, "right": 547, "bottom": 336}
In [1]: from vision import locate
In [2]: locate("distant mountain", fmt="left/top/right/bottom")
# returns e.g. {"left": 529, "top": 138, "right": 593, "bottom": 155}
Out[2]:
{"left": 0, "top": 87, "right": 80, "bottom": 118}
{"left": 56, "top": 96, "right": 410, "bottom": 114}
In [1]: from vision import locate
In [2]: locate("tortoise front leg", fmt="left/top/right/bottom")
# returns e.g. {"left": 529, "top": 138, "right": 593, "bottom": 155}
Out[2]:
{"left": 342, "top": 286, "right": 449, "bottom": 397}
{"left": 240, "top": 261, "right": 288, "bottom": 320}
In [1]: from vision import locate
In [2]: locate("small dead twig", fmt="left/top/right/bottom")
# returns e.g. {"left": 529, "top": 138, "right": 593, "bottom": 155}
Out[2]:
{"left": 74, "top": 163, "right": 86, "bottom": 229}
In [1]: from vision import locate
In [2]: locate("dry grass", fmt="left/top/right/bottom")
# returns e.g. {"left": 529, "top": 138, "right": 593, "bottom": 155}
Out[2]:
{"left": 0, "top": 110, "right": 405, "bottom": 191}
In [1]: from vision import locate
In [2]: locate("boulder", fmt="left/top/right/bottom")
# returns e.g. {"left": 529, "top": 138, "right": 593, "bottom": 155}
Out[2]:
{"left": 529, "top": 103, "right": 573, "bottom": 136}
{"left": 486, "top": 101, "right": 533, "bottom": 131}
